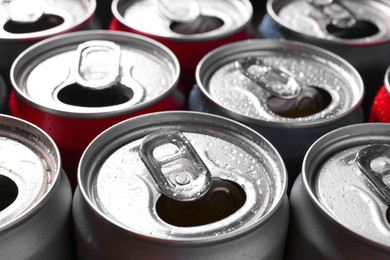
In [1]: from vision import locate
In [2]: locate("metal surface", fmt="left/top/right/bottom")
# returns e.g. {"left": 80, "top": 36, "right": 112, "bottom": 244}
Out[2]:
{"left": 286, "top": 123, "right": 390, "bottom": 259}
{"left": 0, "top": 114, "right": 74, "bottom": 260}
{"left": 73, "top": 111, "right": 289, "bottom": 260}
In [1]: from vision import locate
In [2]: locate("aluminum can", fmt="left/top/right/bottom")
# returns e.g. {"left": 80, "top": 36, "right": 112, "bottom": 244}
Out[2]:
{"left": 9, "top": 30, "right": 183, "bottom": 189}
{"left": 73, "top": 111, "right": 289, "bottom": 260}
{"left": 109, "top": 0, "right": 253, "bottom": 96}
{"left": 0, "top": 0, "right": 98, "bottom": 88}
{"left": 369, "top": 66, "right": 390, "bottom": 123}
{"left": 0, "top": 114, "right": 74, "bottom": 260}
{"left": 189, "top": 39, "right": 364, "bottom": 191}
{"left": 286, "top": 123, "right": 390, "bottom": 259}
{"left": 257, "top": 0, "right": 390, "bottom": 121}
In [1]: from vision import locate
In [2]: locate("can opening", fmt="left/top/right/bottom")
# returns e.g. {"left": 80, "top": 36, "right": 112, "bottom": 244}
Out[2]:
{"left": 266, "top": 86, "right": 332, "bottom": 118}
{"left": 170, "top": 16, "right": 224, "bottom": 35}
{"left": 3, "top": 14, "right": 64, "bottom": 34}
{"left": 155, "top": 178, "right": 246, "bottom": 227}
{"left": 57, "top": 83, "right": 135, "bottom": 107}
{"left": 0, "top": 175, "right": 18, "bottom": 212}
{"left": 326, "top": 20, "right": 379, "bottom": 39}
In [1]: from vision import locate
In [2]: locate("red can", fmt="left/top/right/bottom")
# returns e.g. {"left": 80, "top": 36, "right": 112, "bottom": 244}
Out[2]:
{"left": 369, "top": 66, "right": 390, "bottom": 123}
{"left": 9, "top": 30, "right": 183, "bottom": 189}
{"left": 109, "top": 0, "right": 253, "bottom": 96}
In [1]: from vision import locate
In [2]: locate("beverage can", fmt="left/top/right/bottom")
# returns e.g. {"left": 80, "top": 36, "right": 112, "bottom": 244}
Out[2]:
{"left": 73, "top": 111, "right": 289, "bottom": 260}
{"left": 369, "top": 66, "right": 390, "bottom": 123}
{"left": 109, "top": 0, "right": 253, "bottom": 96}
{"left": 189, "top": 39, "right": 364, "bottom": 190}
{"left": 0, "top": 114, "right": 74, "bottom": 260}
{"left": 286, "top": 123, "right": 390, "bottom": 259}
{"left": 9, "top": 30, "right": 183, "bottom": 189}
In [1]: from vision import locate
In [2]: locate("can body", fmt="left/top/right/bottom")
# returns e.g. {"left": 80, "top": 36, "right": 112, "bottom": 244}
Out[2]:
{"left": 0, "top": 115, "right": 74, "bottom": 260}
{"left": 73, "top": 111, "right": 289, "bottom": 260}
{"left": 257, "top": 0, "right": 390, "bottom": 120}
{"left": 286, "top": 123, "right": 390, "bottom": 259}
{"left": 109, "top": 0, "right": 253, "bottom": 96}
{"left": 9, "top": 30, "right": 183, "bottom": 189}
{"left": 369, "top": 66, "right": 390, "bottom": 122}
{"left": 0, "top": 0, "right": 99, "bottom": 88}
{"left": 189, "top": 39, "right": 364, "bottom": 191}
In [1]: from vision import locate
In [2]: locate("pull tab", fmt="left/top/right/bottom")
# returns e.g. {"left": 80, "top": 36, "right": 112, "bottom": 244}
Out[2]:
{"left": 235, "top": 57, "right": 302, "bottom": 99}
{"left": 151, "top": 0, "right": 200, "bottom": 23}
{"left": 355, "top": 144, "right": 390, "bottom": 204}
{"left": 74, "top": 40, "right": 121, "bottom": 90}
{"left": 139, "top": 131, "right": 212, "bottom": 201}
{"left": 306, "top": 0, "right": 356, "bottom": 28}
{"left": 1, "top": 0, "right": 43, "bottom": 23}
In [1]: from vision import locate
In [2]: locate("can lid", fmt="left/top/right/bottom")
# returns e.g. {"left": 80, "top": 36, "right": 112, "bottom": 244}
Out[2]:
{"left": 112, "top": 0, "right": 252, "bottom": 41}
{"left": 268, "top": 0, "right": 390, "bottom": 44}
{"left": 0, "top": 0, "right": 96, "bottom": 40}
{"left": 196, "top": 39, "right": 363, "bottom": 128}
{"left": 303, "top": 123, "right": 390, "bottom": 247}
{"left": 0, "top": 114, "right": 60, "bottom": 231}
{"left": 79, "top": 111, "right": 287, "bottom": 241}
{"left": 11, "top": 30, "right": 180, "bottom": 118}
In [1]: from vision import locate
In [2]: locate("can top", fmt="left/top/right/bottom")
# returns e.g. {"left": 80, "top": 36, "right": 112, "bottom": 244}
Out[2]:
{"left": 11, "top": 30, "right": 180, "bottom": 119}
{"left": 303, "top": 123, "right": 390, "bottom": 248}
{"left": 112, "top": 0, "right": 253, "bottom": 41}
{"left": 0, "top": 114, "right": 61, "bottom": 232}
{"left": 267, "top": 0, "right": 390, "bottom": 44}
{"left": 196, "top": 39, "right": 363, "bottom": 128}
{"left": 0, "top": 0, "right": 96, "bottom": 40}
{"left": 79, "top": 111, "right": 287, "bottom": 241}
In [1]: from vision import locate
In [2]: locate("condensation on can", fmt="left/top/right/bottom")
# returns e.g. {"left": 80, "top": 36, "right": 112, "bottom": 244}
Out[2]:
{"left": 286, "top": 123, "right": 390, "bottom": 260}
{"left": 258, "top": 0, "right": 390, "bottom": 121}
{"left": 109, "top": 0, "right": 253, "bottom": 96}
{"left": 0, "top": 0, "right": 98, "bottom": 87}
{"left": 369, "top": 66, "right": 390, "bottom": 123}
{"left": 73, "top": 111, "right": 289, "bottom": 260}
{"left": 0, "top": 114, "right": 74, "bottom": 260}
{"left": 9, "top": 30, "right": 183, "bottom": 189}
{"left": 189, "top": 39, "right": 364, "bottom": 191}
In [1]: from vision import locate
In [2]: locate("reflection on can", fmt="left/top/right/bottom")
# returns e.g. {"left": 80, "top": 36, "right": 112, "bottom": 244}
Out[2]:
{"left": 109, "top": 0, "right": 253, "bottom": 96}
{"left": 0, "top": 0, "right": 98, "bottom": 87}
{"left": 0, "top": 114, "right": 74, "bottom": 260}
{"left": 286, "top": 123, "right": 390, "bottom": 259}
{"left": 189, "top": 39, "right": 364, "bottom": 191}
{"left": 258, "top": 0, "right": 390, "bottom": 120}
{"left": 73, "top": 111, "right": 289, "bottom": 260}
{"left": 9, "top": 30, "right": 183, "bottom": 189}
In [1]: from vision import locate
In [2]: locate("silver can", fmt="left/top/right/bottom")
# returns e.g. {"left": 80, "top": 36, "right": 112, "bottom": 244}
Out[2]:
{"left": 286, "top": 123, "right": 390, "bottom": 259}
{"left": 73, "top": 111, "right": 289, "bottom": 260}
{"left": 189, "top": 39, "right": 364, "bottom": 191}
{"left": 0, "top": 114, "right": 74, "bottom": 260}
{"left": 0, "top": 0, "right": 98, "bottom": 85}
{"left": 258, "top": 0, "right": 390, "bottom": 120}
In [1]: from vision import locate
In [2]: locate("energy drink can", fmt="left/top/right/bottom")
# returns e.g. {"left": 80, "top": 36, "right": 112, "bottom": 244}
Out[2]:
{"left": 109, "top": 0, "right": 253, "bottom": 96}
{"left": 257, "top": 0, "right": 390, "bottom": 120}
{"left": 73, "top": 111, "right": 289, "bottom": 260}
{"left": 9, "top": 30, "right": 183, "bottom": 189}
{"left": 189, "top": 39, "right": 364, "bottom": 190}
{"left": 286, "top": 123, "right": 390, "bottom": 259}
{"left": 369, "top": 66, "right": 390, "bottom": 123}
{"left": 0, "top": 114, "right": 74, "bottom": 260}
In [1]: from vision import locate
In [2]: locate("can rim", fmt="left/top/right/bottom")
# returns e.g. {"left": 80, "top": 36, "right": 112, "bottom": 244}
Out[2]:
{"left": 111, "top": 0, "right": 253, "bottom": 42}
{"left": 195, "top": 38, "right": 364, "bottom": 129}
{"left": 0, "top": 114, "right": 62, "bottom": 233}
{"left": 77, "top": 111, "right": 288, "bottom": 244}
{"left": 0, "top": 0, "right": 96, "bottom": 41}
{"left": 302, "top": 123, "right": 390, "bottom": 250}
{"left": 10, "top": 30, "right": 181, "bottom": 119}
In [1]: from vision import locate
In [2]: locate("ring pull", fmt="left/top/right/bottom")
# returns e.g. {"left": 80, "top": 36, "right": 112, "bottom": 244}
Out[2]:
{"left": 355, "top": 144, "right": 390, "bottom": 205}
{"left": 139, "top": 131, "right": 212, "bottom": 201}
{"left": 74, "top": 40, "right": 121, "bottom": 90}
{"left": 306, "top": 0, "right": 356, "bottom": 29}
{"left": 151, "top": 0, "right": 200, "bottom": 23}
